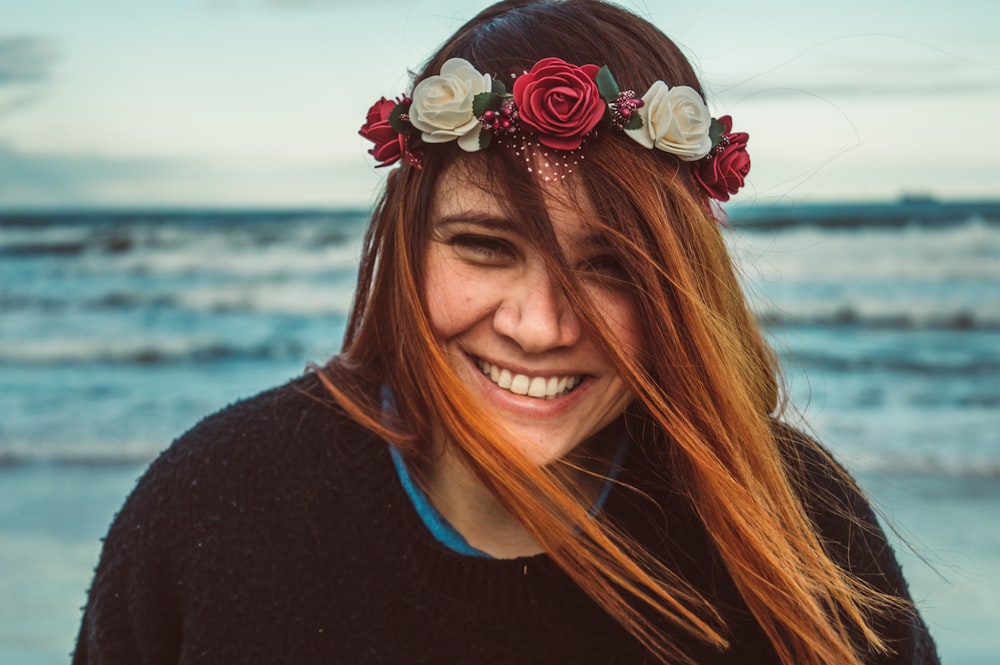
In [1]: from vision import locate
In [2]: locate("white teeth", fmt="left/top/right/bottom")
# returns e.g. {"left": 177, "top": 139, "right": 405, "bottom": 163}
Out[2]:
{"left": 476, "top": 359, "right": 581, "bottom": 400}
{"left": 527, "top": 376, "right": 547, "bottom": 397}
{"left": 497, "top": 368, "right": 512, "bottom": 389}
{"left": 510, "top": 373, "right": 530, "bottom": 395}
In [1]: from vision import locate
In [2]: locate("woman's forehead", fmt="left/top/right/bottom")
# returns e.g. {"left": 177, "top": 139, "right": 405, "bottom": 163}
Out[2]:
{"left": 431, "top": 158, "right": 599, "bottom": 230}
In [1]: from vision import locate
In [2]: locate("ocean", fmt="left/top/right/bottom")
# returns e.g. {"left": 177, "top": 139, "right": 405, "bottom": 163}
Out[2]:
{"left": 1, "top": 201, "right": 998, "bottom": 663}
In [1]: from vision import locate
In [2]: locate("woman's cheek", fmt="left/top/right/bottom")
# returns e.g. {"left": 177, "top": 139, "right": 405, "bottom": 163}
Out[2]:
{"left": 587, "top": 286, "right": 646, "bottom": 357}
{"left": 423, "top": 253, "right": 497, "bottom": 338}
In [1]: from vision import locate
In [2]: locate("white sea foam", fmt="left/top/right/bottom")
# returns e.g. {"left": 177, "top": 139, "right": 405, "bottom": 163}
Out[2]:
{"left": 80, "top": 242, "right": 362, "bottom": 277}
{"left": 174, "top": 279, "right": 356, "bottom": 315}
{"left": 0, "top": 225, "right": 92, "bottom": 249}
{"left": 0, "top": 440, "right": 162, "bottom": 466}
{"left": 0, "top": 334, "right": 288, "bottom": 365}
{"left": 728, "top": 219, "right": 1000, "bottom": 329}
{"left": 749, "top": 291, "right": 1000, "bottom": 329}
{"left": 728, "top": 219, "right": 1000, "bottom": 282}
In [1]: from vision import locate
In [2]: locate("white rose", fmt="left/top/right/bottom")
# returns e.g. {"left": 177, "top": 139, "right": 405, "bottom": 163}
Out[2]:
{"left": 625, "top": 81, "right": 712, "bottom": 161}
{"left": 409, "top": 58, "right": 492, "bottom": 152}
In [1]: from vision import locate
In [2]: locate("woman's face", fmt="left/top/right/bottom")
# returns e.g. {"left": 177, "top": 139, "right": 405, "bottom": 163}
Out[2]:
{"left": 423, "top": 166, "right": 644, "bottom": 466}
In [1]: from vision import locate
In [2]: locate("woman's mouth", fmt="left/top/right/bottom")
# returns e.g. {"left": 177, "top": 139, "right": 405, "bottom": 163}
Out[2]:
{"left": 476, "top": 359, "right": 581, "bottom": 400}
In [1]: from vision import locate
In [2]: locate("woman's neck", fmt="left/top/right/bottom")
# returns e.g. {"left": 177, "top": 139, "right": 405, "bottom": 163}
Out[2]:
{"left": 419, "top": 448, "right": 545, "bottom": 558}
{"left": 415, "top": 429, "right": 620, "bottom": 559}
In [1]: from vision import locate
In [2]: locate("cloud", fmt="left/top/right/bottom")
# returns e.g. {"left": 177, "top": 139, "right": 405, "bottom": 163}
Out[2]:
{"left": 705, "top": 30, "right": 1000, "bottom": 103}
{"left": 0, "top": 36, "right": 58, "bottom": 117}
{"left": 712, "top": 51, "right": 1000, "bottom": 101}
{"left": 0, "top": 143, "right": 380, "bottom": 209}
{"left": 0, "top": 143, "right": 188, "bottom": 207}
{"left": 0, "top": 36, "right": 59, "bottom": 86}
{"left": 0, "top": 91, "right": 42, "bottom": 118}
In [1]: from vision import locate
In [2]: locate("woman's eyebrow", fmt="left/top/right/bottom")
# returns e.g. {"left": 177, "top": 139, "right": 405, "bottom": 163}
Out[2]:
{"left": 581, "top": 231, "right": 614, "bottom": 249}
{"left": 435, "top": 213, "right": 614, "bottom": 252}
{"left": 434, "top": 212, "right": 518, "bottom": 231}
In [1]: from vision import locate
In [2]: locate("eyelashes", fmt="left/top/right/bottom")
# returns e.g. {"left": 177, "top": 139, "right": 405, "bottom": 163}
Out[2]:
{"left": 443, "top": 231, "right": 631, "bottom": 287}
{"left": 579, "top": 255, "right": 629, "bottom": 283}
{"left": 447, "top": 233, "right": 518, "bottom": 263}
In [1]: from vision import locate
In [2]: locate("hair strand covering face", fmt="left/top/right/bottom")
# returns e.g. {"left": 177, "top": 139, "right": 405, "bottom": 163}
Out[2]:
{"left": 321, "top": 2, "right": 914, "bottom": 664}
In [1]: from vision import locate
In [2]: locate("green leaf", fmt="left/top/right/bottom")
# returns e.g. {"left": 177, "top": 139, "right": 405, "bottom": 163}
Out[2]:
{"left": 473, "top": 92, "right": 503, "bottom": 118}
{"left": 389, "top": 102, "right": 418, "bottom": 134}
{"left": 478, "top": 128, "right": 493, "bottom": 150}
{"left": 492, "top": 78, "right": 507, "bottom": 96}
{"left": 708, "top": 117, "right": 725, "bottom": 148}
{"left": 623, "top": 114, "right": 643, "bottom": 131}
{"left": 596, "top": 65, "right": 621, "bottom": 103}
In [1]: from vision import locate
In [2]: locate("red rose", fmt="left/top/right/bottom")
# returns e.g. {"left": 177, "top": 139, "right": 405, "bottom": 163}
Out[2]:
{"left": 694, "top": 116, "right": 750, "bottom": 202}
{"left": 512, "top": 57, "right": 605, "bottom": 151}
{"left": 359, "top": 97, "right": 420, "bottom": 168}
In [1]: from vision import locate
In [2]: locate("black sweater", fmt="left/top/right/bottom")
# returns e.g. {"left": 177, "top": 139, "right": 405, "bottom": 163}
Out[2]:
{"left": 74, "top": 375, "right": 938, "bottom": 664}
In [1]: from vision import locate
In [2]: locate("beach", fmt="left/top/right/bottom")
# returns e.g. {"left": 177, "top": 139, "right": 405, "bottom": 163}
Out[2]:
{"left": 2, "top": 203, "right": 998, "bottom": 663}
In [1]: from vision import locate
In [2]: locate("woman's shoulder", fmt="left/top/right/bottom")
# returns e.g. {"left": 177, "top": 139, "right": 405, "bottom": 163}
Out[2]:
{"left": 769, "top": 420, "right": 875, "bottom": 519}
{"left": 75, "top": 374, "right": 397, "bottom": 663}
{"left": 767, "top": 420, "right": 909, "bottom": 589}
{"left": 158, "top": 372, "right": 372, "bottom": 476}
{"left": 169, "top": 372, "right": 353, "bottom": 450}
{"left": 116, "top": 373, "right": 384, "bottom": 537}
{"left": 769, "top": 420, "right": 880, "bottom": 536}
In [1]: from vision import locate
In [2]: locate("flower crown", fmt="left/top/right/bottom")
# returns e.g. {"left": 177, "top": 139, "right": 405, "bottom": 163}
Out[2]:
{"left": 360, "top": 57, "right": 750, "bottom": 201}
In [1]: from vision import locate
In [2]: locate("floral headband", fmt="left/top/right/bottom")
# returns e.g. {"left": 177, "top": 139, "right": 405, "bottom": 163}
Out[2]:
{"left": 359, "top": 57, "right": 749, "bottom": 201}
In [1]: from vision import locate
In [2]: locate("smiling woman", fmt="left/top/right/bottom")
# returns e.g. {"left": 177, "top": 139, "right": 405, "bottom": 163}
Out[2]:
{"left": 73, "top": 1, "right": 939, "bottom": 664}
{"left": 425, "top": 164, "right": 640, "bottom": 464}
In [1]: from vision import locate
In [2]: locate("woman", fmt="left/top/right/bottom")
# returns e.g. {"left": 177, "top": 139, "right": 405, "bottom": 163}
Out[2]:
{"left": 74, "top": 1, "right": 938, "bottom": 663}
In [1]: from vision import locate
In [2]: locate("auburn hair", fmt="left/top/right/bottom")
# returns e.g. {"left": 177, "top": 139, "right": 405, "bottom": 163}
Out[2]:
{"left": 319, "top": 1, "right": 908, "bottom": 663}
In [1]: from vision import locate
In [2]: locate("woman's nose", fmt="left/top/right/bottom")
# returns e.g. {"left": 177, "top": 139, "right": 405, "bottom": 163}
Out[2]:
{"left": 492, "top": 268, "right": 582, "bottom": 353}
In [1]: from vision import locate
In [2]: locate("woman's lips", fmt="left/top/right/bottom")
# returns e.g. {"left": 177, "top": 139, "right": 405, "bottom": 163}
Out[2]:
{"left": 476, "top": 358, "right": 581, "bottom": 400}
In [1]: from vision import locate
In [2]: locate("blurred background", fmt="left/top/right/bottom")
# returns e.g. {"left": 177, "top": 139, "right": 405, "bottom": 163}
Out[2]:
{"left": 1, "top": 1, "right": 998, "bottom": 663}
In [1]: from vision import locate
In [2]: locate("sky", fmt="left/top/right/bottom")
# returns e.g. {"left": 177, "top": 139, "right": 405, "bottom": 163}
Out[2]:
{"left": 1, "top": 0, "right": 998, "bottom": 209}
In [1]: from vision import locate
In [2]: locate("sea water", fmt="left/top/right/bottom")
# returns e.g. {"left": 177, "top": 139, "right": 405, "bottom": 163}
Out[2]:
{"left": 1, "top": 202, "right": 998, "bottom": 663}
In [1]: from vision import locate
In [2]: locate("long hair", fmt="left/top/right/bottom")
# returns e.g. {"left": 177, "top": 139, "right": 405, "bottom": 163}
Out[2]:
{"left": 319, "top": 1, "right": 907, "bottom": 663}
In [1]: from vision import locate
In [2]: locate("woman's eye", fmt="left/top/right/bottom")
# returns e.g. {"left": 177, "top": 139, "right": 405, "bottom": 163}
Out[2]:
{"left": 449, "top": 234, "right": 517, "bottom": 263}
{"left": 581, "top": 255, "right": 630, "bottom": 285}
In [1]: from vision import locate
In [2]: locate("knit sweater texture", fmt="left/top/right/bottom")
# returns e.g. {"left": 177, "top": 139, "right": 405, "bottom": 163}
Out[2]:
{"left": 74, "top": 374, "right": 939, "bottom": 664}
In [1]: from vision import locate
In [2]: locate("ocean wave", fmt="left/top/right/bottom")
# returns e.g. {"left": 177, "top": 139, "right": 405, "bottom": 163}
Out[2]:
{"left": 0, "top": 280, "right": 357, "bottom": 316}
{"left": 0, "top": 441, "right": 161, "bottom": 468}
{"left": 776, "top": 349, "right": 1000, "bottom": 375}
{"left": 76, "top": 243, "right": 363, "bottom": 278}
{"left": 728, "top": 218, "right": 1000, "bottom": 282}
{"left": 0, "top": 231, "right": 136, "bottom": 257}
{"left": 173, "top": 281, "right": 356, "bottom": 315}
{"left": 729, "top": 201, "right": 1000, "bottom": 231}
{"left": 0, "top": 336, "right": 310, "bottom": 366}
{"left": 0, "top": 210, "right": 367, "bottom": 262}
{"left": 756, "top": 304, "right": 1000, "bottom": 331}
